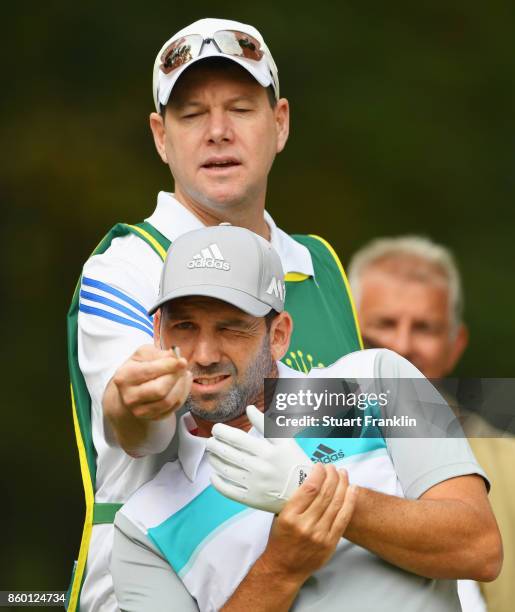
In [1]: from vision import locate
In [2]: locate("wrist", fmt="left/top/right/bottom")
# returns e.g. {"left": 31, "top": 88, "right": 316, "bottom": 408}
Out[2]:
{"left": 257, "top": 550, "right": 309, "bottom": 591}
{"left": 103, "top": 378, "right": 133, "bottom": 425}
{"left": 102, "top": 380, "right": 145, "bottom": 455}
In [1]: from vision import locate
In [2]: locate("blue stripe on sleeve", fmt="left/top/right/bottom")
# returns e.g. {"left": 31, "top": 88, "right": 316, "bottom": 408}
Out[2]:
{"left": 79, "top": 303, "right": 154, "bottom": 338}
{"left": 80, "top": 290, "right": 153, "bottom": 333}
{"left": 82, "top": 276, "right": 151, "bottom": 319}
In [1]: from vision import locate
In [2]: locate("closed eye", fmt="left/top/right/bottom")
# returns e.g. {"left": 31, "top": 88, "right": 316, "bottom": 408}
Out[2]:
{"left": 219, "top": 326, "right": 249, "bottom": 335}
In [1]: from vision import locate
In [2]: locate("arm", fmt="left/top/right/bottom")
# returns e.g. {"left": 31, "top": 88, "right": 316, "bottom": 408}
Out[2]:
{"left": 356, "top": 350, "right": 502, "bottom": 580}
{"left": 222, "top": 464, "right": 358, "bottom": 612}
{"left": 78, "top": 246, "right": 190, "bottom": 457}
{"left": 103, "top": 344, "right": 192, "bottom": 457}
{"left": 221, "top": 556, "right": 301, "bottom": 612}
{"left": 344, "top": 474, "right": 502, "bottom": 581}
{"left": 208, "top": 408, "right": 502, "bottom": 583}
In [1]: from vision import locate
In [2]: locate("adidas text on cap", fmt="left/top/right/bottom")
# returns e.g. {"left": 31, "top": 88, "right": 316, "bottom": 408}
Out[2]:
{"left": 152, "top": 18, "right": 280, "bottom": 112}
{"left": 148, "top": 225, "right": 286, "bottom": 317}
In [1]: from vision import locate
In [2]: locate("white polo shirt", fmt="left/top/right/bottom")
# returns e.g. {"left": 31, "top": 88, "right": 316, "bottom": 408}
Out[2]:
{"left": 112, "top": 350, "right": 487, "bottom": 612}
{"left": 76, "top": 192, "right": 315, "bottom": 611}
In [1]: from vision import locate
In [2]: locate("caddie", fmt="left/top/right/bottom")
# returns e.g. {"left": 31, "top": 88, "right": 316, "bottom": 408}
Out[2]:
{"left": 66, "top": 17, "right": 362, "bottom": 612}
{"left": 111, "top": 224, "right": 502, "bottom": 612}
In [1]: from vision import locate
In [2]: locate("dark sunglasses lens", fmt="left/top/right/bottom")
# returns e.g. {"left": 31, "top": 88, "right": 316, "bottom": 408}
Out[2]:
{"left": 160, "top": 35, "right": 203, "bottom": 74}
{"left": 214, "top": 30, "right": 264, "bottom": 61}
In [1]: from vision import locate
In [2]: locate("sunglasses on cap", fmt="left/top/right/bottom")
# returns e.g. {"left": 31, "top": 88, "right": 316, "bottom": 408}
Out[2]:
{"left": 159, "top": 30, "right": 265, "bottom": 75}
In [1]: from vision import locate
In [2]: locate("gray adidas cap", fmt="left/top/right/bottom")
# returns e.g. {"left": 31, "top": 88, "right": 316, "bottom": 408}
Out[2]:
{"left": 148, "top": 225, "right": 286, "bottom": 316}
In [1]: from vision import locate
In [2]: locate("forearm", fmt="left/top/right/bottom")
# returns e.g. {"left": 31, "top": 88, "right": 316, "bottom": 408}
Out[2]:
{"left": 221, "top": 554, "right": 304, "bottom": 612}
{"left": 103, "top": 379, "right": 175, "bottom": 457}
{"left": 345, "top": 486, "right": 500, "bottom": 580}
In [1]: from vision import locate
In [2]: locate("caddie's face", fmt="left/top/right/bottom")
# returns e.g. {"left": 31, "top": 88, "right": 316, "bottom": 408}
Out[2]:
{"left": 150, "top": 62, "right": 289, "bottom": 215}
{"left": 357, "top": 266, "right": 467, "bottom": 378}
{"left": 154, "top": 296, "right": 290, "bottom": 422}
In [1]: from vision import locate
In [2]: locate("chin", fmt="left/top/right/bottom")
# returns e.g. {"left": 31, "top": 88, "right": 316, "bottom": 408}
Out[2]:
{"left": 199, "top": 180, "right": 250, "bottom": 206}
{"left": 204, "top": 191, "right": 247, "bottom": 210}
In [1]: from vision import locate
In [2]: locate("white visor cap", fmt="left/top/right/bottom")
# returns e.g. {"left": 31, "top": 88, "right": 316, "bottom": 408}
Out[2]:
{"left": 152, "top": 18, "right": 279, "bottom": 112}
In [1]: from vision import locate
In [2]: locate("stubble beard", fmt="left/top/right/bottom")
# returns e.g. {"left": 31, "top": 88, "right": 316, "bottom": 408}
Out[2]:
{"left": 184, "top": 335, "right": 275, "bottom": 423}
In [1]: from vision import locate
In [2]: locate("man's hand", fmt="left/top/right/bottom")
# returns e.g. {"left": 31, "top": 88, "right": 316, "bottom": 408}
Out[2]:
{"left": 207, "top": 405, "right": 313, "bottom": 513}
{"left": 103, "top": 345, "right": 192, "bottom": 456}
{"left": 263, "top": 463, "right": 358, "bottom": 580}
{"left": 221, "top": 464, "right": 358, "bottom": 611}
{"left": 110, "top": 345, "right": 191, "bottom": 420}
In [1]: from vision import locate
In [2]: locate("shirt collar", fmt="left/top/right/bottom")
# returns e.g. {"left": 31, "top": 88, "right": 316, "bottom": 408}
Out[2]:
{"left": 264, "top": 210, "right": 314, "bottom": 277}
{"left": 145, "top": 192, "right": 204, "bottom": 243}
{"left": 178, "top": 408, "right": 269, "bottom": 483}
{"left": 178, "top": 412, "right": 207, "bottom": 482}
{"left": 146, "top": 192, "right": 314, "bottom": 277}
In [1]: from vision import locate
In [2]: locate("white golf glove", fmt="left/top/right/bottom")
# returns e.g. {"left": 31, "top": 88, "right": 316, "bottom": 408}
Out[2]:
{"left": 206, "top": 405, "right": 313, "bottom": 514}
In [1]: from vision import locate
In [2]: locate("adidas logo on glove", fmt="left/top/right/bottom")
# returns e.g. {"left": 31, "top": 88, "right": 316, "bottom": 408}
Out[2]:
{"left": 187, "top": 243, "right": 231, "bottom": 271}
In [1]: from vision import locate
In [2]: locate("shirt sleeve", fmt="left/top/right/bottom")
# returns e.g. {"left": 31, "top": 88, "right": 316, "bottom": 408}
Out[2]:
{"left": 373, "top": 350, "right": 489, "bottom": 499}
{"left": 77, "top": 233, "right": 176, "bottom": 447}
{"left": 112, "top": 512, "right": 199, "bottom": 612}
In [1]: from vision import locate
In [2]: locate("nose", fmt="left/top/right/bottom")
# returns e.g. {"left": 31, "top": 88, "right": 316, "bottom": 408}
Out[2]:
{"left": 389, "top": 324, "right": 415, "bottom": 361}
{"left": 190, "top": 332, "right": 222, "bottom": 368}
{"left": 206, "top": 109, "right": 233, "bottom": 145}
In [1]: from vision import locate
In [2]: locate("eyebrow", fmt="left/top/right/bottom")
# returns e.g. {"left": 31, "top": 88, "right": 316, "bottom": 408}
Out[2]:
{"left": 216, "top": 317, "right": 254, "bottom": 328}
{"left": 164, "top": 308, "right": 192, "bottom": 321}
{"left": 173, "top": 100, "right": 204, "bottom": 110}
{"left": 163, "top": 311, "right": 253, "bottom": 328}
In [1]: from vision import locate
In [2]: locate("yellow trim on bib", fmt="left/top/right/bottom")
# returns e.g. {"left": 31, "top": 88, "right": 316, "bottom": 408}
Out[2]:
{"left": 126, "top": 224, "right": 167, "bottom": 261}
{"left": 68, "top": 385, "right": 95, "bottom": 612}
{"left": 285, "top": 272, "right": 310, "bottom": 282}
{"left": 308, "top": 234, "right": 364, "bottom": 349}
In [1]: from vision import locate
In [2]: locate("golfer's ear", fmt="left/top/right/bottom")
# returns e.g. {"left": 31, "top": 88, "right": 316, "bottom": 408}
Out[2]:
{"left": 269, "top": 311, "right": 293, "bottom": 361}
{"left": 153, "top": 309, "right": 162, "bottom": 348}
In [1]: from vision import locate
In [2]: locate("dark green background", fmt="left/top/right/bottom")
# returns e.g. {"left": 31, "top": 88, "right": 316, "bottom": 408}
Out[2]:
{"left": 2, "top": 0, "right": 514, "bottom": 591}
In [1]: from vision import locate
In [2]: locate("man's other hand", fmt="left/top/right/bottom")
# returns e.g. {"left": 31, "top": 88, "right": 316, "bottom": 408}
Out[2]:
{"left": 207, "top": 405, "right": 313, "bottom": 514}
{"left": 260, "top": 463, "right": 358, "bottom": 583}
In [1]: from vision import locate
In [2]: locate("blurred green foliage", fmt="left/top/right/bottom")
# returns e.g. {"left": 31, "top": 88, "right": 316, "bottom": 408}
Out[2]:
{"left": 2, "top": 0, "right": 514, "bottom": 591}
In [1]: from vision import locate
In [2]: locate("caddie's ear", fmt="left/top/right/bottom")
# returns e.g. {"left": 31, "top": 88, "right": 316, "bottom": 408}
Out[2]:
{"left": 153, "top": 308, "right": 162, "bottom": 348}
{"left": 149, "top": 112, "right": 168, "bottom": 164}
{"left": 274, "top": 98, "right": 289, "bottom": 154}
{"left": 269, "top": 311, "right": 293, "bottom": 361}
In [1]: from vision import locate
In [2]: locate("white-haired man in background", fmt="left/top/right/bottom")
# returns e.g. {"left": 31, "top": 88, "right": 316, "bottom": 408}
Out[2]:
{"left": 349, "top": 235, "right": 514, "bottom": 612}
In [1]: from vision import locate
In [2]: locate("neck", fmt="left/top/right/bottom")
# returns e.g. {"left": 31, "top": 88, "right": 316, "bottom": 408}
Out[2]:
{"left": 192, "top": 361, "right": 279, "bottom": 437}
{"left": 173, "top": 187, "right": 271, "bottom": 241}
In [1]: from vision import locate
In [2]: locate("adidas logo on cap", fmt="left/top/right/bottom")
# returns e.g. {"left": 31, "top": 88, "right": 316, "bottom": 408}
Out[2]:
{"left": 310, "top": 444, "right": 345, "bottom": 464}
{"left": 187, "top": 243, "right": 231, "bottom": 271}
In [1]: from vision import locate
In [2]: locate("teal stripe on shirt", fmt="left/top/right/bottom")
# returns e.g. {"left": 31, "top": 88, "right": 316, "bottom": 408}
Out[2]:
{"left": 147, "top": 485, "right": 248, "bottom": 575}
